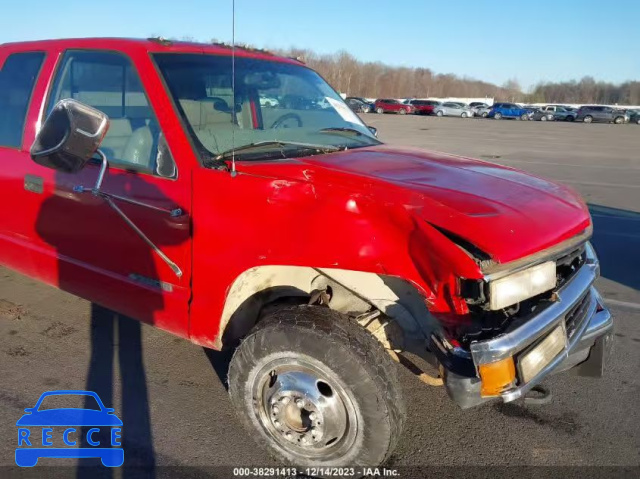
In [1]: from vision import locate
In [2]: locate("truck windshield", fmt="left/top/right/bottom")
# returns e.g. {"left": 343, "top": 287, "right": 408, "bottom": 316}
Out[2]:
{"left": 153, "top": 54, "right": 380, "bottom": 161}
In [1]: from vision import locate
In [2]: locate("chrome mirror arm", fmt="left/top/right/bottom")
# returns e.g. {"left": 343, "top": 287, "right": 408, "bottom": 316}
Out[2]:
{"left": 71, "top": 150, "right": 183, "bottom": 278}
{"left": 102, "top": 195, "right": 183, "bottom": 278}
{"left": 72, "top": 149, "right": 108, "bottom": 196}
{"left": 93, "top": 149, "right": 108, "bottom": 194}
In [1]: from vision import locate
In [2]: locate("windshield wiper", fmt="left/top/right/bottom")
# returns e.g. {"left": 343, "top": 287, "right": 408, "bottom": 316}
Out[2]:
{"left": 319, "top": 127, "right": 380, "bottom": 145}
{"left": 319, "top": 127, "right": 364, "bottom": 136}
{"left": 215, "top": 140, "right": 341, "bottom": 161}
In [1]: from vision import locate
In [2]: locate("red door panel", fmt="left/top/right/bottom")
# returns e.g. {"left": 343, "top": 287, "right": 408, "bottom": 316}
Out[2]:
{"left": 0, "top": 45, "right": 196, "bottom": 338}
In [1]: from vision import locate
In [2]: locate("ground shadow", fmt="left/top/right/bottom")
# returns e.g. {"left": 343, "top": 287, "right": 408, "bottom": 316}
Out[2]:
{"left": 35, "top": 167, "right": 188, "bottom": 477}
{"left": 76, "top": 305, "right": 156, "bottom": 477}
{"left": 203, "top": 348, "right": 235, "bottom": 391}
{"left": 588, "top": 204, "right": 640, "bottom": 292}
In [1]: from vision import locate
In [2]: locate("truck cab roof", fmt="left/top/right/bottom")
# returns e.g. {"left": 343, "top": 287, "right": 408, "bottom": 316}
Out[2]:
{"left": 0, "top": 37, "right": 300, "bottom": 65}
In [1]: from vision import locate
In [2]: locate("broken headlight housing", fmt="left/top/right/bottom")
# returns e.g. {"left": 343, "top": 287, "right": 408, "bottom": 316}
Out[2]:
{"left": 488, "top": 261, "right": 557, "bottom": 310}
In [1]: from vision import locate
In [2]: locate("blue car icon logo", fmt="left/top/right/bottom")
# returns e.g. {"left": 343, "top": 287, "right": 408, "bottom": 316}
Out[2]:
{"left": 16, "top": 390, "right": 123, "bottom": 467}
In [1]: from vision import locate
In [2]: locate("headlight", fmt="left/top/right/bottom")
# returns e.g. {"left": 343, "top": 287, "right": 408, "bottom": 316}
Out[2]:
{"left": 518, "top": 323, "right": 567, "bottom": 383}
{"left": 488, "top": 261, "right": 557, "bottom": 310}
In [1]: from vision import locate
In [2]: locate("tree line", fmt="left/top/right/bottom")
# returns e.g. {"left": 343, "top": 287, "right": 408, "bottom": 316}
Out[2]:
{"left": 273, "top": 48, "right": 638, "bottom": 105}
{"left": 199, "top": 38, "right": 639, "bottom": 105}
{"left": 528, "top": 77, "right": 640, "bottom": 105}
{"left": 272, "top": 48, "right": 519, "bottom": 101}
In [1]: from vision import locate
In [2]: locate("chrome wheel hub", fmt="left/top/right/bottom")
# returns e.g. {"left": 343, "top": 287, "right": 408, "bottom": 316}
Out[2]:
{"left": 254, "top": 361, "right": 356, "bottom": 456}
{"left": 269, "top": 385, "right": 325, "bottom": 445}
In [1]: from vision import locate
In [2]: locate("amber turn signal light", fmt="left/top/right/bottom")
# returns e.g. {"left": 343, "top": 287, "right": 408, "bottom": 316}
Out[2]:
{"left": 479, "top": 357, "right": 516, "bottom": 397}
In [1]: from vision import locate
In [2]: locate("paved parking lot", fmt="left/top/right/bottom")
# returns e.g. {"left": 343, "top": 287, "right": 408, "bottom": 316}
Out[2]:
{"left": 1, "top": 116, "right": 638, "bottom": 475}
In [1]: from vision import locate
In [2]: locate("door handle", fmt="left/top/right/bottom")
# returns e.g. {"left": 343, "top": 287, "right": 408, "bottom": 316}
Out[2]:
{"left": 24, "top": 175, "right": 44, "bottom": 194}
{"left": 166, "top": 210, "right": 190, "bottom": 227}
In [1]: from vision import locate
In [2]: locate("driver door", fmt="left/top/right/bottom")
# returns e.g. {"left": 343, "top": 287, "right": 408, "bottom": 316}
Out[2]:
{"left": 31, "top": 49, "right": 192, "bottom": 336}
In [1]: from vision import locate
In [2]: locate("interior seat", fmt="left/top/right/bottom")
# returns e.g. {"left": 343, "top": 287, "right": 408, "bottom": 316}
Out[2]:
{"left": 122, "top": 126, "right": 154, "bottom": 170}
{"left": 179, "top": 99, "right": 233, "bottom": 130}
{"left": 100, "top": 118, "right": 133, "bottom": 159}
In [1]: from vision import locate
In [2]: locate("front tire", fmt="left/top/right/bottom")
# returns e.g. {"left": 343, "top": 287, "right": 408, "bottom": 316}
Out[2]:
{"left": 583, "top": 115, "right": 593, "bottom": 123}
{"left": 614, "top": 116, "right": 624, "bottom": 124}
{"left": 398, "top": 108, "right": 407, "bottom": 115}
{"left": 461, "top": 112, "right": 468, "bottom": 118}
{"left": 376, "top": 107, "right": 384, "bottom": 114}
{"left": 494, "top": 112, "right": 502, "bottom": 120}
{"left": 436, "top": 110, "right": 444, "bottom": 117}
{"left": 229, "top": 306, "right": 405, "bottom": 468}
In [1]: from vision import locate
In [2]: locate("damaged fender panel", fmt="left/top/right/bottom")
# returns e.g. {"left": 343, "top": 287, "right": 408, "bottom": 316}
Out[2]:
{"left": 189, "top": 167, "right": 485, "bottom": 350}
{"left": 215, "top": 265, "right": 438, "bottom": 349}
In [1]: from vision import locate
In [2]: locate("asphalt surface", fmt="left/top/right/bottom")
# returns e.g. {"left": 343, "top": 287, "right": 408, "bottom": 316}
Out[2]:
{"left": 1, "top": 115, "right": 639, "bottom": 476}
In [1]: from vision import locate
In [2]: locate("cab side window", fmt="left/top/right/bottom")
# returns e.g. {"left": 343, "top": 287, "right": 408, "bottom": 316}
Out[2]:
{"left": 47, "top": 50, "right": 174, "bottom": 176}
{"left": 0, "top": 52, "right": 45, "bottom": 148}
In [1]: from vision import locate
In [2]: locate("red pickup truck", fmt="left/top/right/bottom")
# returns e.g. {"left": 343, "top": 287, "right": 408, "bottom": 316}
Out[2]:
{"left": 0, "top": 38, "right": 613, "bottom": 468}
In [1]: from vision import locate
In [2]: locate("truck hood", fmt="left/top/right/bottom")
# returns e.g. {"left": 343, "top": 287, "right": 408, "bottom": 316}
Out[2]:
{"left": 295, "top": 146, "right": 591, "bottom": 264}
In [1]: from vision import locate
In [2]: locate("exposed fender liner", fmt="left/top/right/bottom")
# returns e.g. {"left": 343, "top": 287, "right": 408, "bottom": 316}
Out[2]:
{"left": 215, "top": 265, "right": 438, "bottom": 349}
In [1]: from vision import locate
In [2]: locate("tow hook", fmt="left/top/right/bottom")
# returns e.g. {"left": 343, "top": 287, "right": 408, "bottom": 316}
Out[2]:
{"left": 523, "top": 385, "right": 553, "bottom": 405}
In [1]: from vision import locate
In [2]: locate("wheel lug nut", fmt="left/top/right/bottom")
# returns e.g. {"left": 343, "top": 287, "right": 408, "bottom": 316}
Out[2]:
{"left": 296, "top": 399, "right": 304, "bottom": 408}
{"left": 280, "top": 397, "right": 290, "bottom": 404}
{"left": 285, "top": 432, "right": 292, "bottom": 440}
{"left": 301, "top": 435, "right": 308, "bottom": 444}
{"left": 309, "top": 412, "right": 317, "bottom": 420}
{"left": 272, "top": 405, "right": 280, "bottom": 414}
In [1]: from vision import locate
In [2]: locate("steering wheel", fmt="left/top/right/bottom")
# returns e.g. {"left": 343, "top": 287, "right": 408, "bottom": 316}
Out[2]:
{"left": 271, "top": 113, "right": 303, "bottom": 129}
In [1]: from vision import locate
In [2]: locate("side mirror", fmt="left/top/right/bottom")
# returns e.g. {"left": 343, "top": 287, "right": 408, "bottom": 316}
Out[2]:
{"left": 368, "top": 126, "right": 378, "bottom": 137}
{"left": 31, "top": 99, "right": 110, "bottom": 174}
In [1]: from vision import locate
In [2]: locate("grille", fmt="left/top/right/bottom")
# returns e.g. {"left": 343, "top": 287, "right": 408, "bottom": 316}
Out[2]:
{"left": 564, "top": 290, "right": 592, "bottom": 339}
{"left": 555, "top": 244, "right": 586, "bottom": 288}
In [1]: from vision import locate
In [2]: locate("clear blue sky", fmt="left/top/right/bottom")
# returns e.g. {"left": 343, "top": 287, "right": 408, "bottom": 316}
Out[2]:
{"left": 2, "top": 0, "right": 638, "bottom": 90}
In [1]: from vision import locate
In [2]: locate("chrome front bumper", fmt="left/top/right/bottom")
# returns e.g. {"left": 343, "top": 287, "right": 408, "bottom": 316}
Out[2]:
{"left": 444, "top": 243, "right": 614, "bottom": 409}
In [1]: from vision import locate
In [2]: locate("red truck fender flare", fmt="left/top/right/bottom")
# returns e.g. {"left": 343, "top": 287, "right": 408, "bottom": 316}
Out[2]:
{"left": 215, "top": 265, "right": 435, "bottom": 349}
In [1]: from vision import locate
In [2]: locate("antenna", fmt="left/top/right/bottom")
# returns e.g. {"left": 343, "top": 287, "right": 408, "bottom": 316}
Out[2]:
{"left": 230, "top": 0, "right": 237, "bottom": 177}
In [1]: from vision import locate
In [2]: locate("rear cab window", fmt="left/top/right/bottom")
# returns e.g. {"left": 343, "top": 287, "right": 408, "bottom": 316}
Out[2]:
{"left": 0, "top": 52, "right": 46, "bottom": 148}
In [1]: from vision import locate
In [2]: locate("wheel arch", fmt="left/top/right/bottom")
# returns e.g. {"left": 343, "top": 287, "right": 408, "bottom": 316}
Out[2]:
{"left": 215, "top": 265, "right": 434, "bottom": 350}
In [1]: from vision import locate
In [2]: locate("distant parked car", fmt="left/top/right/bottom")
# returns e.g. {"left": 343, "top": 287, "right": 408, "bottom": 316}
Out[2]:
{"left": 625, "top": 109, "right": 640, "bottom": 124}
{"left": 404, "top": 99, "right": 440, "bottom": 115}
{"left": 540, "top": 105, "right": 577, "bottom": 121}
{"left": 314, "top": 97, "right": 332, "bottom": 109}
{"left": 375, "top": 99, "right": 415, "bottom": 115}
{"left": 281, "top": 94, "right": 317, "bottom": 110}
{"left": 472, "top": 104, "right": 492, "bottom": 117}
{"left": 529, "top": 108, "right": 554, "bottom": 121}
{"left": 576, "top": 106, "right": 628, "bottom": 124}
{"left": 434, "top": 102, "right": 473, "bottom": 118}
{"left": 488, "top": 103, "right": 533, "bottom": 120}
{"left": 346, "top": 97, "right": 374, "bottom": 113}
{"left": 469, "top": 102, "right": 490, "bottom": 108}
{"left": 259, "top": 96, "right": 280, "bottom": 108}
{"left": 346, "top": 98, "right": 371, "bottom": 114}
